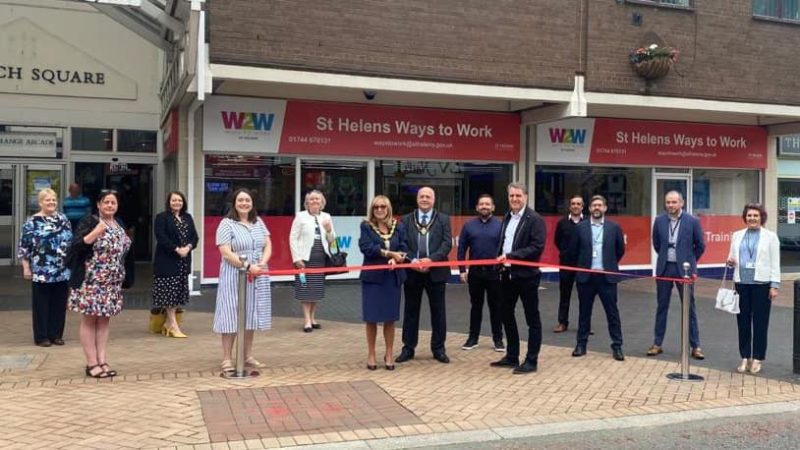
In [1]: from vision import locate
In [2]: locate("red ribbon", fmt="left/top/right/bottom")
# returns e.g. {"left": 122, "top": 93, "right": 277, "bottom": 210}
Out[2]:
{"left": 247, "top": 259, "right": 692, "bottom": 284}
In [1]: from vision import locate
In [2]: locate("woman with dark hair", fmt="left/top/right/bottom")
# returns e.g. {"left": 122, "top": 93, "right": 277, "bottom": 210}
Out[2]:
{"left": 152, "top": 191, "right": 199, "bottom": 338}
{"left": 359, "top": 195, "right": 407, "bottom": 370}
{"left": 18, "top": 188, "right": 73, "bottom": 347}
{"left": 68, "top": 190, "right": 131, "bottom": 378}
{"left": 214, "top": 188, "right": 272, "bottom": 372}
{"left": 726, "top": 203, "right": 780, "bottom": 374}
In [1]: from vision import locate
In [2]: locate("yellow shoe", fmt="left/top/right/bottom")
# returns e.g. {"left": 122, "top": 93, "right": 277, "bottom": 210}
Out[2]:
{"left": 165, "top": 326, "right": 188, "bottom": 338}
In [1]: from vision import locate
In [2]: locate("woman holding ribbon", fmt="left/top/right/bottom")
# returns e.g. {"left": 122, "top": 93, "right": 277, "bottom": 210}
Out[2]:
{"left": 289, "top": 190, "right": 337, "bottom": 332}
{"left": 359, "top": 195, "right": 407, "bottom": 370}
{"left": 726, "top": 203, "right": 780, "bottom": 374}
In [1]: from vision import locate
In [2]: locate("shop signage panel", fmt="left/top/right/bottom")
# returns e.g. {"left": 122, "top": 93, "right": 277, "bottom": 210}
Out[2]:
{"left": 279, "top": 101, "right": 520, "bottom": 162}
{"left": 778, "top": 135, "right": 800, "bottom": 157}
{"left": 203, "top": 96, "right": 288, "bottom": 153}
{"left": 0, "top": 132, "right": 57, "bottom": 157}
{"left": 537, "top": 118, "right": 767, "bottom": 169}
{"left": 162, "top": 108, "right": 179, "bottom": 158}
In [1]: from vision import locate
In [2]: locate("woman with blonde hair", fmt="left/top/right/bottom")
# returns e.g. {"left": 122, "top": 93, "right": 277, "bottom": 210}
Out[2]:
{"left": 18, "top": 188, "right": 73, "bottom": 347}
{"left": 289, "top": 190, "right": 336, "bottom": 332}
{"left": 359, "top": 195, "right": 407, "bottom": 370}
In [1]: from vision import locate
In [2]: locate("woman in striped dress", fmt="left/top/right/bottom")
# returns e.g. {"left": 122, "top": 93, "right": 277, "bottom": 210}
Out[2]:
{"left": 214, "top": 188, "right": 272, "bottom": 373}
{"left": 289, "top": 190, "right": 336, "bottom": 332}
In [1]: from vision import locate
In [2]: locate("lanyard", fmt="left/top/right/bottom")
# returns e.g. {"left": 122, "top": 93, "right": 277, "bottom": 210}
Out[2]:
{"left": 591, "top": 223, "right": 603, "bottom": 245}
{"left": 668, "top": 216, "right": 681, "bottom": 242}
{"left": 743, "top": 230, "right": 758, "bottom": 261}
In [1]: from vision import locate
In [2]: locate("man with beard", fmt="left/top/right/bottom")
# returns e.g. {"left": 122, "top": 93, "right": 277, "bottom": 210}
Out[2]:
{"left": 491, "top": 182, "right": 546, "bottom": 374}
{"left": 553, "top": 194, "right": 585, "bottom": 333}
{"left": 397, "top": 186, "right": 452, "bottom": 364}
{"left": 457, "top": 194, "right": 504, "bottom": 352}
{"left": 649, "top": 190, "right": 706, "bottom": 359}
{"left": 570, "top": 195, "right": 626, "bottom": 361}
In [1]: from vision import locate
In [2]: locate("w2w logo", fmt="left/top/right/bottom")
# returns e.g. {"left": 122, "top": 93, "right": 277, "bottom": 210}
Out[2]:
{"left": 220, "top": 111, "right": 275, "bottom": 131}
{"left": 334, "top": 236, "right": 352, "bottom": 249}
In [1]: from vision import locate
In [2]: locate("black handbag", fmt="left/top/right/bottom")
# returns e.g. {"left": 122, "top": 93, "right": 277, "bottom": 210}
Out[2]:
{"left": 325, "top": 241, "right": 348, "bottom": 276}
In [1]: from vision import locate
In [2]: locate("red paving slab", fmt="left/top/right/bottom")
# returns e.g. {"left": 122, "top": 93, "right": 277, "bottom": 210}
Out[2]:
{"left": 198, "top": 380, "right": 422, "bottom": 442}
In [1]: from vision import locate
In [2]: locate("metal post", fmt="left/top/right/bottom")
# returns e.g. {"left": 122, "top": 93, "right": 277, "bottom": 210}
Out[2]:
{"left": 667, "top": 262, "right": 704, "bottom": 381}
{"left": 222, "top": 254, "right": 259, "bottom": 379}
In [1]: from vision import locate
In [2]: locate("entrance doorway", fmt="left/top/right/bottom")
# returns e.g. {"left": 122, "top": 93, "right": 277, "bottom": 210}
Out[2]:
{"left": 74, "top": 162, "right": 154, "bottom": 261}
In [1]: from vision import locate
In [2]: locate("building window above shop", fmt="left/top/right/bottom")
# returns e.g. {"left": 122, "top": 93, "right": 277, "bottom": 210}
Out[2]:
{"left": 624, "top": 0, "right": 693, "bottom": 10}
{"left": 72, "top": 128, "right": 113, "bottom": 151}
{"left": 118, "top": 129, "right": 157, "bottom": 153}
{"left": 753, "top": 0, "right": 800, "bottom": 23}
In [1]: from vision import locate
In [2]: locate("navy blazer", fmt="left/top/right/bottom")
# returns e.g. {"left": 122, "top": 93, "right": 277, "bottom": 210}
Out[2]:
{"left": 497, "top": 207, "right": 546, "bottom": 279}
{"left": 153, "top": 211, "right": 199, "bottom": 278}
{"left": 573, "top": 219, "right": 625, "bottom": 284}
{"left": 359, "top": 221, "right": 408, "bottom": 285}
{"left": 652, "top": 213, "right": 705, "bottom": 276}
{"left": 401, "top": 209, "right": 452, "bottom": 283}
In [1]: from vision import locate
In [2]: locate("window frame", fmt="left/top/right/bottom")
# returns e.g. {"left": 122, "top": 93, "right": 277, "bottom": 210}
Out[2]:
{"left": 623, "top": 0, "right": 694, "bottom": 11}
{"left": 752, "top": 0, "right": 800, "bottom": 25}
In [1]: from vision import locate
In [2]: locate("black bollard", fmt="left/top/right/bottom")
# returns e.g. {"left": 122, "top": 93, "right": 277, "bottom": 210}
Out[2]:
{"left": 794, "top": 280, "right": 800, "bottom": 374}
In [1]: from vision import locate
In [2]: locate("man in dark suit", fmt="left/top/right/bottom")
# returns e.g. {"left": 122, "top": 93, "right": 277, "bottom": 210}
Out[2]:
{"left": 553, "top": 194, "right": 585, "bottom": 333}
{"left": 571, "top": 195, "right": 626, "bottom": 361}
{"left": 490, "top": 182, "right": 546, "bottom": 374}
{"left": 649, "top": 190, "right": 706, "bottom": 359}
{"left": 396, "top": 186, "right": 452, "bottom": 364}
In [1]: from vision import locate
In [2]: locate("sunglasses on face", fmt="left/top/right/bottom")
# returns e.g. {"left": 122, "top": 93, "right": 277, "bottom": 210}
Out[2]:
{"left": 373, "top": 205, "right": 388, "bottom": 210}
{"left": 100, "top": 189, "right": 118, "bottom": 194}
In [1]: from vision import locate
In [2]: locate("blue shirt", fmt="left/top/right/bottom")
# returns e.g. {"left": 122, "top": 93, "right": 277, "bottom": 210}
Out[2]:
{"left": 458, "top": 216, "right": 502, "bottom": 272}
{"left": 591, "top": 220, "right": 604, "bottom": 270}
{"left": 17, "top": 213, "right": 73, "bottom": 283}
{"left": 738, "top": 228, "right": 761, "bottom": 285}
{"left": 63, "top": 195, "right": 91, "bottom": 222}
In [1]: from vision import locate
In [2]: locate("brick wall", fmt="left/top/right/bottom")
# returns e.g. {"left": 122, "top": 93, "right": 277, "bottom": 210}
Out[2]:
{"left": 208, "top": 0, "right": 578, "bottom": 91}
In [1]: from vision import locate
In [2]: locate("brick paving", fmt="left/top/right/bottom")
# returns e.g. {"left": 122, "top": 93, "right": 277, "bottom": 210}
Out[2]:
{"left": 1, "top": 306, "right": 799, "bottom": 449}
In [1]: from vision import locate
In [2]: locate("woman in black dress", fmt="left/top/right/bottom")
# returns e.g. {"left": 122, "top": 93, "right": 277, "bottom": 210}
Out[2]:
{"left": 152, "top": 191, "right": 199, "bottom": 338}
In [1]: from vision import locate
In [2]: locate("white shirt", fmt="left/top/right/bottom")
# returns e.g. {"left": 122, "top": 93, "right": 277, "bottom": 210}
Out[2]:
{"left": 502, "top": 210, "right": 523, "bottom": 255}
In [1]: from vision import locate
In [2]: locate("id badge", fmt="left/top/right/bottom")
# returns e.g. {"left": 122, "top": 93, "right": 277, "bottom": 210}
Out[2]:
{"left": 593, "top": 250, "right": 598, "bottom": 258}
{"left": 745, "top": 261, "right": 756, "bottom": 269}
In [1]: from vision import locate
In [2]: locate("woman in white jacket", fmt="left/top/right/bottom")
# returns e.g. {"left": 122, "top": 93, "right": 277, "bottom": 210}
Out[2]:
{"left": 290, "top": 190, "right": 336, "bottom": 332}
{"left": 726, "top": 203, "right": 780, "bottom": 374}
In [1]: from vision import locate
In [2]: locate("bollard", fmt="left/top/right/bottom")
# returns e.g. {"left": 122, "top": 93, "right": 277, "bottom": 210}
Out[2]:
{"left": 794, "top": 280, "right": 800, "bottom": 374}
{"left": 222, "top": 254, "right": 259, "bottom": 379}
{"left": 667, "top": 262, "right": 704, "bottom": 381}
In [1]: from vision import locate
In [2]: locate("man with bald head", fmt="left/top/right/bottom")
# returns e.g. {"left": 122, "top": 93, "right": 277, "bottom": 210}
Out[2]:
{"left": 649, "top": 190, "right": 706, "bottom": 359}
{"left": 396, "top": 186, "right": 452, "bottom": 364}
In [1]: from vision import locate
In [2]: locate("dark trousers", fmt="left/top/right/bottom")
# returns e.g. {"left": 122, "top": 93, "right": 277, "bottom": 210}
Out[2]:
{"left": 576, "top": 274, "right": 623, "bottom": 348}
{"left": 31, "top": 281, "right": 68, "bottom": 344}
{"left": 500, "top": 273, "right": 541, "bottom": 363}
{"left": 467, "top": 273, "right": 503, "bottom": 341}
{"left": 735, "top": 283, "right": 772, "bottom": 360}
{"left": 557, "top": 268, "right": 577, "bottom": 326}
{"left": 654, "top": 262, "right": 700, "bottom": 348}
{"left": 402, "top": 272, "right": 447, "bottom": 355}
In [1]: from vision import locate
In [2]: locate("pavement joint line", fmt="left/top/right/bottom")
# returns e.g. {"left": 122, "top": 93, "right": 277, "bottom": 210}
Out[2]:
{"left": 260, "top": 399, "right": 800, "bottom": 449}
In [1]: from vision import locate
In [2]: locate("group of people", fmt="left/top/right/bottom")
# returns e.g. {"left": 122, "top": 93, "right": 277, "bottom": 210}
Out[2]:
{"left": 17, "top": 181, "right": 781, "bottom": 378}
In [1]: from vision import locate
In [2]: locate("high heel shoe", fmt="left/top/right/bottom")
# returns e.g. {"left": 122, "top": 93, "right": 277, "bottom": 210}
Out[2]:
{"left": 384, "top": 356, "right": 395, "bottom": 371}
{"left": 163, "top": 325, "right": 188, "bottom": 338}
{"left": 736, "top": 358, "right": 751, "bottom": 373}
{"left": 366, "top": 363, "right": 377, "bottom": 371}
{"left": 750, "top": 359, "right": 763, "bottom": 374}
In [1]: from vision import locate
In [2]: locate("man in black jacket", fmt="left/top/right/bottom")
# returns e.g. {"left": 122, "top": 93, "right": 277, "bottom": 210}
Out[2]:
{"left": 396, "top": 186, "right": 452, "bottom": 364}
{"left": 553, "top": 194, "right": 584, "bottom": 333}
{"left": 570, "top": 195, "right": 626, "bottom": 361}
{"left": 491, "top": 182, "right": 546, "bottom": 374}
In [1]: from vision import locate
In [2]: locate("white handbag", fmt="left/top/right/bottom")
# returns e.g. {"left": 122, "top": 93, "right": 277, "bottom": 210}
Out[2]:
{"left": 715, "top": 266, "right": 740, "bottom": 314}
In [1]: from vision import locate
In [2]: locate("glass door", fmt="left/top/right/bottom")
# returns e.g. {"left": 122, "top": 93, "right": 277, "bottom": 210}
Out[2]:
{"left": 0, "top": 164, "right": 15, "bottom": 265}
{"left": 23, "top": 164, "right": 63, "bottom": 218}
{"left": 652, "top": 173, "right": 691, "bottom": 274}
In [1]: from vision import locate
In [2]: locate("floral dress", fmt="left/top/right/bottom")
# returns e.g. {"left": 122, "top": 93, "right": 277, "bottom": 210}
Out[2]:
{"left": 17, "top": 213, "right": 72, "bottom": 283}
{"left": 68, "top": 223, "right": 131, "bottom": 317}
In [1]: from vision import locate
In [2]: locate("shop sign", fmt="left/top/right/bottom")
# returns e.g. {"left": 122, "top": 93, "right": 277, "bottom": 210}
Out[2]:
{"left": 0, "top": 19, "right": 137, "bottom": 100}
{"left": 203, "top": 96, "right": 520, "bottom": 162}
{"left": 162, "top": 108, "right": 180, "bottom": 158}
{"left": 778, "top": 135, "right": 800, "bottom": 157}
{"left": 537, "top": 118, "right": 767, "bottom": 169}
{"left": 0, "top": 132, "right": 57, "bottom": 157}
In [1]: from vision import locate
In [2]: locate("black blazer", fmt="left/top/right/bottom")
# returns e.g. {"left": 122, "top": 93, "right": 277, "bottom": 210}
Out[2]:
{"left": 401, "top": 209, "right": 452, "bottom": 283}
{"left": 497, "top": 207, "right": 546, "bottom": 279}
{"left": 554, "top": 215, "right": 584, "bottom": 264}
{"left": 153, "top": 211, "right": 199, "bottom": 278}
{"left": 358, "top": 221, "right": 408, "bottom": 285}
{"left": 573, "top": 219, "right": 625, "bottom": 284}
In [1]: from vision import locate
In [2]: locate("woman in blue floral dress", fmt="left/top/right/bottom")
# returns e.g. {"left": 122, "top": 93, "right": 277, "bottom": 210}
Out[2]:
{"left": 18, "top": 188, "right": 73, "bottom": 347}
{"left": 68, "top": 191, "right": 131, "bottom": 378}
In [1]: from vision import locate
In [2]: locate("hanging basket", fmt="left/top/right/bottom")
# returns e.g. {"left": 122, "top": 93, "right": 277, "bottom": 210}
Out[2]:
{"left": 631, "top": 56, "right": 674, "bottom": 80}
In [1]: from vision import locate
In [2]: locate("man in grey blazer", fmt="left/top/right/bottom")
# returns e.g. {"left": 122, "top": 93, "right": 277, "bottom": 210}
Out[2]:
{"left": 396, "top": 186, "right": 453, "bottom": 364}
{"left": 649, "top": 191, "right": 706, "bottom": 359}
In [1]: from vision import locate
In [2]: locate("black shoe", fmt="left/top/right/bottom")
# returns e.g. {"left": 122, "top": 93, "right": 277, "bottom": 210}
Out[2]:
{"left": 433, "top": 353, "right": 450, "bottom": 364}
{"left": 367, "top": 364, "right": 377, "bottom": 371}
{"left": 461, "top": 339, "right": 479, "bottom": 350}
{"left": 572, "top": 345, "right": 587, "bottom": 357}
{"left": 303, "top": 326, "right": 313, "bottom": 333}
{"left": 50, "top": 338, "right": 65, "bottom": 346}
{"left": 612, "top": 347, "right": 625, "bottom": 361}
{"left": 35, "top": 340, "right": 52, "bottom": 347}
{"left": 513, "top": 361, "right": 538, "bottom": 374}
{"left": 493, "top": 339, "right": 506, "bottom": 352}
{"left": 395, "top": 350, "right": 414, "bottom": 363}
{"left": 490, "top": 357, "right": 519, "bottom": 367}
{"left": 311, "top": 323, "right": 321, "bottom": 329}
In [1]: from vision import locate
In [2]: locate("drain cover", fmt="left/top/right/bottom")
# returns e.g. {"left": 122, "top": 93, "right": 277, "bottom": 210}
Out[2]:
{"left": 0, "top": 354, "right": 34, "bottom": 369}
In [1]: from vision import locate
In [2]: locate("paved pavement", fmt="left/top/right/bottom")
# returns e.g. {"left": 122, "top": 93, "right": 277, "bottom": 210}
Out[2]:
{"left": 1, "top": 274, "right": 800, "bottom": 449}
